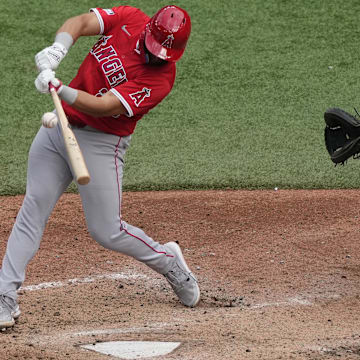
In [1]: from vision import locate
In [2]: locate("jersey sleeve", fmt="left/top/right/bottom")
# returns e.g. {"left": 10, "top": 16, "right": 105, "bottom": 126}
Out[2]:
{"left": 110, "top": 75, "right": 174, "bottom": 118}
{"left": 90, "top": 6, "right": 139, "bottom": 35}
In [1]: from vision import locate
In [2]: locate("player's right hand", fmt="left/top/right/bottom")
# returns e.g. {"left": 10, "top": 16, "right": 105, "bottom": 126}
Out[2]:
{"left": 35, "top": 42, "right": 68, "bottom": 72}
{"left": 34, "top": 69, "right": 62, "bottom": 94}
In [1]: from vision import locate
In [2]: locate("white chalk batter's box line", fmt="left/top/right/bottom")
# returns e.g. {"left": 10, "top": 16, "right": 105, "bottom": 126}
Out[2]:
{"left": 20, "top": 272, "right": 148, "bottom": 292}
{"left": 20, "top": 272, "right": 342, "bottom": 311}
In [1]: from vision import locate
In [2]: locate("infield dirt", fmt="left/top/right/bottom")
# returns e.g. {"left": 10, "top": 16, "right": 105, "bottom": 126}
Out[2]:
{"left": 0, "top": 189, "right": 360, "bottom": 359}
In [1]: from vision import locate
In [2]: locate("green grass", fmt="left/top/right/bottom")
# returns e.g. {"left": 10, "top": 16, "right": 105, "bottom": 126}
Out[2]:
{"left": 1, "top": 0, "right": 360, "bottom": 195}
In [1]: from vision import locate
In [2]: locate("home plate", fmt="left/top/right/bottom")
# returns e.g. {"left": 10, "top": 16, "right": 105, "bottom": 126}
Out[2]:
{"left": 81, "top": 341, "right": 181, "bottom": 359}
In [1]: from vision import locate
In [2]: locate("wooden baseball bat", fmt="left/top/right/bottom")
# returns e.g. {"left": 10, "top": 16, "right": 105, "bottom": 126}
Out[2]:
{"left": 49, "top": 84, "right": 90, "bottom": 185}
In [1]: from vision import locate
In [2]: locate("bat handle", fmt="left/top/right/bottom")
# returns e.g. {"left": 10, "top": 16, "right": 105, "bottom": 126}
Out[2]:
{"left": 49, "top": 83, "right": 56, "bottom": 92}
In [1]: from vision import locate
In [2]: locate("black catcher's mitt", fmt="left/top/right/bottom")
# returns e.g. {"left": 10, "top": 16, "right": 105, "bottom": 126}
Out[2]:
{"left": 324, "top": 107, "right": 360, "bottom": 165}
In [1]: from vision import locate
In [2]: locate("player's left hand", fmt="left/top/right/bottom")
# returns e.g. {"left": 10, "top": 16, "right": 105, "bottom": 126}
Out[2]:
{"left": 34, "top": 69, "right": 62, "bottom": 94}
{"left": 35, "top": 43, "right": 68, "bottom": 72}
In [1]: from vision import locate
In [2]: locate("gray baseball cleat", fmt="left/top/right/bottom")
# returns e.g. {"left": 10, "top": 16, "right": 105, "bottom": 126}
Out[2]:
{"left": 164, "top": 242, "right": 200, "bottom": 307}
{"left": 0, "top": 295, "right": 20, "bottom": 329}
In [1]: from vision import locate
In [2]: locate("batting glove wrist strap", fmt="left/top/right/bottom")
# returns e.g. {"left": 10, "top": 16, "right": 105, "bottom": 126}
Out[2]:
{"left": 57, "top": 85, "right": 78, "bottom": 105}
{"left": 54, "top": 32, "right": 74, "bottom": 51}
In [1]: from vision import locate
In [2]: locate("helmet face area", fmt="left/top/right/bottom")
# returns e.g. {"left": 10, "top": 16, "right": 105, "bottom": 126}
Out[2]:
{"left": 145, "top": 5, "right": 191, "bottom": 62}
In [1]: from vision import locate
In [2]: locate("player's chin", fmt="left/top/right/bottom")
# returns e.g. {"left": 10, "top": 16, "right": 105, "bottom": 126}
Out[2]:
{"left": 148, "top": 53, "right": 168, "bottom": 66}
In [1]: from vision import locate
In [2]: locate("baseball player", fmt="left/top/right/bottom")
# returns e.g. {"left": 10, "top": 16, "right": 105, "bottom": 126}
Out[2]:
{"left": 0, "top": 5, "right": 200, "bottom": 329}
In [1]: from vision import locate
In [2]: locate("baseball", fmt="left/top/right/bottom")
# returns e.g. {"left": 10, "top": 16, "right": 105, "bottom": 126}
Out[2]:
{"left": 41, "top": 112, "right": 58, "bottom": 128}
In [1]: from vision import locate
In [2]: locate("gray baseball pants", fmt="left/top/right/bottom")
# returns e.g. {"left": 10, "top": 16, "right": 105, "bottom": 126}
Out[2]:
{"left": 0, "top": 123, "right": 174, "bottom": 300}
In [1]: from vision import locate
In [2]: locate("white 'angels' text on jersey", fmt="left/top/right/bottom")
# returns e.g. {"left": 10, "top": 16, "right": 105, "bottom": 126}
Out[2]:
{"left": 90, "top": 35, "right": 128, "bottom": 87}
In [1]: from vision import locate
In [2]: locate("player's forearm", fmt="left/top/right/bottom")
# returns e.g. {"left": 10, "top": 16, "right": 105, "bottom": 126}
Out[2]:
{"left": 71, "top": 90, "right": 113, "bottom": 117}
{"left": 59, "top": 87, "right": 126, "bottom": 117}
{"left": 34, "top": 13, "right": 100, "bottom": 73}
{"left": 56, "top": 17, "right": 83, "bottom": 44}
{"left": 56, "top": 13, "right": 100, "bottom": 43}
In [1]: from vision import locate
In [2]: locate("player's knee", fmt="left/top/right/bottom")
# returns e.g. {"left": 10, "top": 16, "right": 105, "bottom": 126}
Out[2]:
{"left": 87, "top": 227, "right": 105, "bottom": 246}
{"left": 87, "top": 226, "right": 122, "bottom": 250}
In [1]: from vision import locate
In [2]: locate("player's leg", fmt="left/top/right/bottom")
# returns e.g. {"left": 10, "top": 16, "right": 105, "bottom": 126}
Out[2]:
{"left": 74, "top": 127, "right": 200, "bottom": 306}
{"left": 0, "top": 125, "right": 73, "bottom": 326}
{"left": 74, "top": 129, "right": 172, "bottom": 272}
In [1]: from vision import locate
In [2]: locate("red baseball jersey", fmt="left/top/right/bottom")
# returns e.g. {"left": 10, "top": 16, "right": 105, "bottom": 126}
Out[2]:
{"left": 62, "top": 6, "right": 176, "bottom": 136}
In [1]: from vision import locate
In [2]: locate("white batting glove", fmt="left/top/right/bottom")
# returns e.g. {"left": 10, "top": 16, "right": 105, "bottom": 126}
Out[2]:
{"left": 35, "top": 42, "right": 68, "bottom": 72}
{"left": 34, "top": 69, "right": 62, "bottom": 94}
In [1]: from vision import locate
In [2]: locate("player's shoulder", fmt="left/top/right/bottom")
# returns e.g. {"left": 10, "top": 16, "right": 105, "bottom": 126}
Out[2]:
{"left": 113, "top": 6, "right": 150, "bottom": 23}
{"left": 139, "top": 62, "right": 176, "bottom": 89}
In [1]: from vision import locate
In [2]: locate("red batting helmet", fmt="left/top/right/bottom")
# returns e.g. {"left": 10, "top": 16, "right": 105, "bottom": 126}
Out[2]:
{"left": 145, "top": 5, "right": 191, "bottom": 62}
